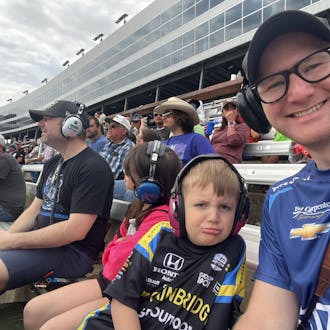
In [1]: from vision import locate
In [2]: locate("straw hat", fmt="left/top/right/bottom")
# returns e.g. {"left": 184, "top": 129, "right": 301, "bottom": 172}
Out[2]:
{"left": 158, "top": 97, "right": 199, "bottom": 125}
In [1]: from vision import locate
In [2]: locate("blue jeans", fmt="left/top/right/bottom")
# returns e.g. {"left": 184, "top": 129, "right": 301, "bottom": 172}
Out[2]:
{"left": 0, "top": 206, "right": 15, "bottom": 222}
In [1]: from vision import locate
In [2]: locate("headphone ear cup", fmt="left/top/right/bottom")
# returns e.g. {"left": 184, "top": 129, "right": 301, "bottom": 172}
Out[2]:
{"left": 169, "top": 194, "right": 180, "bottom": 237}
{"left": 61, "top": 115, "right": 83, "bottom": 138}
{"left": 236, "top": 88, "right": 271, "bottom": 134}
{"left": 168, "top": 192, "right": 186, "bottom": 238}
{"left": 232, "top": 192, "right": 250, "bottom": 235}
{"left": 136, "top": 181, "right": 162, "bottom": 204}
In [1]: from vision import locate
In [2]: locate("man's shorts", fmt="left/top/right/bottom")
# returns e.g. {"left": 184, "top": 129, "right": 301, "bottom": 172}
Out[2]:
{"left": 0, "top": 245, "right": 94, "bottom": 290}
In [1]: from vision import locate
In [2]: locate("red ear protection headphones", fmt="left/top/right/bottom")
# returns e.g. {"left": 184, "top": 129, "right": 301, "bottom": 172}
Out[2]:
{"left": 169, "top": 154, "right": 250, "bottom": 238}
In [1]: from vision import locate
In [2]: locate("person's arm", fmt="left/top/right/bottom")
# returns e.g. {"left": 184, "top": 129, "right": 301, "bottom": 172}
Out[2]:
{"left": 0, "top": 213, "right": 96, "bottom": 249}
{"left": 234, "top": 280, "right": 299, "bottom": 330}
{"left": 8, "top": 197, "right": 43, "bottom": 233}
{"left": 111, "top": 299, "right": 141, "bottom": 330}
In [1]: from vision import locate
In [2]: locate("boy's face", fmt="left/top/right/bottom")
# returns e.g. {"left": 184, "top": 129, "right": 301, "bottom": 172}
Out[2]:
{"left": 184, "top": 183, "right": 237, "bottom": 246}
{"left": 258, "top": 32, "right": 330, "bottom": 149}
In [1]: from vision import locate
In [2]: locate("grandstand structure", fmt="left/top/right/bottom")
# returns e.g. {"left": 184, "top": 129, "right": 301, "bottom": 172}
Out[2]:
{"left": 0, "top": 0, "right": 329, "bottom": 139}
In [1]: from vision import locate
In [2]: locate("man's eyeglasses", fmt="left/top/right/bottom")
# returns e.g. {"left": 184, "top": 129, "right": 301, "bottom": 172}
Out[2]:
{"left": 153, "top": 113, "right": 162, "bottom": 117}
{"left": 162, "top": 112, "right": 173, "bottom": 118}
{"left": 253, "top": 46, "right": 330, "bottom": 104}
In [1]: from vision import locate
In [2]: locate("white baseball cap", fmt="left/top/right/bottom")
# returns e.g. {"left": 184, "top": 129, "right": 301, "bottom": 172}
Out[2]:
{"left": 106, "top": 114, "right": 131, "bottom": 131}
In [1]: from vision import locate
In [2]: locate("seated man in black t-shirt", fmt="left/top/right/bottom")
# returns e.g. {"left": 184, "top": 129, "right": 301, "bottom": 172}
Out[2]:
{"left": 0, "top": 100, "right": 114, "bottom": 293}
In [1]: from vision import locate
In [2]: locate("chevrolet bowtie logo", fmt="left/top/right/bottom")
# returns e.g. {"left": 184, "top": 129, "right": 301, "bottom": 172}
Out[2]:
{"left": 290, "top": 223, "right": 329, "bottom": 240}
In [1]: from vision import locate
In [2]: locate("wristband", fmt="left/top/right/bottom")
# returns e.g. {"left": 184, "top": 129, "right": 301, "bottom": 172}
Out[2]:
{"left": 228, "top": 121, "right": 236, "bottom": 127}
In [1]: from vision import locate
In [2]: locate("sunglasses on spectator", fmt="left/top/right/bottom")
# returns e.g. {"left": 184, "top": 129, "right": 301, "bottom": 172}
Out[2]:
{"left": 109, "top": 123, "right": 122, "bottom": 129}
{"left": 153, "top": 113, "right": 162, "bottom": 117}
{"left": 223, "top": 104, "right": 237, "bottom": 110}
{"left": 162, "top": 111, "right": 173, "bottom": 118}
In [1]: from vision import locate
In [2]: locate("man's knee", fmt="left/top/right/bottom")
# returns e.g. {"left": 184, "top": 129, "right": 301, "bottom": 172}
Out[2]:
{"left": 0, "top": 259, "right": 9, "bottom": 291}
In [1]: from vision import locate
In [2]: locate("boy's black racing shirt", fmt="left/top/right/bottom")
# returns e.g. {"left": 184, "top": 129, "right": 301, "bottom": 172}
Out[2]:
{"left": 106, "top": 222, "right": 246, "bottom": 329}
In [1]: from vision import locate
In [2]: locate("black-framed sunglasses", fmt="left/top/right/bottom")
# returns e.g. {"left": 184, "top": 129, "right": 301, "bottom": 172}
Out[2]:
{"left": 109, "top": 123, "right": 122, "bottom": 129}
{"left": 153, "top": 113, "right": 162, "bottom": 117}
{"left": 162, "top": 111, "right": 173, "bottom": 118}
{"left": 223, "top": 103, "right": 237, "bottom": 110}
{"left": 252, "top": 46, "right": 330, "bottom": 104}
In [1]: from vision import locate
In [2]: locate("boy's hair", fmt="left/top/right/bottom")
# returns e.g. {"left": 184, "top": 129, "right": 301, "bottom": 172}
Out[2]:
{"left": 169, "top": 155, "right": 249, "bottom": 238}
{"left": 182, "top": 159, "right": 240, "bottom": 200}
{"left": 124, "top": 142, "right": 181, "bottom": 205}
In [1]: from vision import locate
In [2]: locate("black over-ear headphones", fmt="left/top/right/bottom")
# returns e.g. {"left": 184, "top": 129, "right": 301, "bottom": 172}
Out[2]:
{"left": 236, "top": 53, "right": 271, "bottom": 134}
{"left": 236, "top": 86, "right": 271, "bottom": 134}
{"left": 136, "top": 140, "right": 166, "bottom": 204}
{"left": 169, "top": 154, "right": 250, "bottom": 238}
{"left": 61, "top": 102, "right": 89, "bottom": 138}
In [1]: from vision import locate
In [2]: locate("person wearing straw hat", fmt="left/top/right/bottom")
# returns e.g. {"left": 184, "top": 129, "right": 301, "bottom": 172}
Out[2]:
{"left": 158, "top": 97, "right": 215, "bottom": 166}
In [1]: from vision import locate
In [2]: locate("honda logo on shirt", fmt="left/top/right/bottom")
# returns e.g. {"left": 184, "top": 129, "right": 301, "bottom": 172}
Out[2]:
{"left": 163, "top": 253, "right": 184, "bottom": 271}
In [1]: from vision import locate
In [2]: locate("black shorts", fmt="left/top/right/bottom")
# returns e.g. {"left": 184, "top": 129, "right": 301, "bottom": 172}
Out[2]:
{"left": 0, "top": 245, "right": 94, "bottom": 290}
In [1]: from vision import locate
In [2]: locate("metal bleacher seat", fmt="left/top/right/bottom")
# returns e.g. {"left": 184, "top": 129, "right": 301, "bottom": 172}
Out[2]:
{"left": 243, "top": 140, "right": 291, "bottom": 158}
{"left": 235, "top": 163, "right": 304, "bottom": 185}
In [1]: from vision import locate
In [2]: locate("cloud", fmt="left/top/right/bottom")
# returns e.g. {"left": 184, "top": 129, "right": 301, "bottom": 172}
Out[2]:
{"left": 0, "top": 0, "right": 153, "bottom": 105}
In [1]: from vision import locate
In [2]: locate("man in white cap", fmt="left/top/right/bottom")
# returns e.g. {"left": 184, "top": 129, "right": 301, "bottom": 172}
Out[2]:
{"left": 0, "top": 100, "right": 113, "bottom": 293}
{"left": 234, "top": 11, "right": 330, "bottom": 329}
{"left": 101, "top": 114, "right": 135, "bottom": 180}
{"left": 0, "top": 135, "right": 26, "bottom": 226}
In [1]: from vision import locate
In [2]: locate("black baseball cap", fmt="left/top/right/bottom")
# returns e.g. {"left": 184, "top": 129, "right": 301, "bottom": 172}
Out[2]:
{"left": 243, "top": 10, "right": 330, "bottom": 84}
{"left": 29, "top": 100, "right": 83, "bottom": 122}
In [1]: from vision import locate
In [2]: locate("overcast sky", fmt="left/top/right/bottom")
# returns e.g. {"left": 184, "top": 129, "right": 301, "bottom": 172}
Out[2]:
{"left": 0, "top": 0, "right": 154, "bottom": 107}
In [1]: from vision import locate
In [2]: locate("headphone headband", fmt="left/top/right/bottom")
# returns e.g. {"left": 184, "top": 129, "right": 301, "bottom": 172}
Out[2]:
{"left": 61, "top": 102, "right": 88, "bottom": 138}
{"left": 169, "top": 154, "right": 250, "bottom": 238}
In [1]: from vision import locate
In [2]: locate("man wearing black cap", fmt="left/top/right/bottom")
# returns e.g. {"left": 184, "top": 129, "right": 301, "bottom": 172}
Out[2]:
{"left": 235, "top": 11, "right": 330, "bottom": 329}
{"left": 0, "top": 100, "right": 113, "bottom": 293}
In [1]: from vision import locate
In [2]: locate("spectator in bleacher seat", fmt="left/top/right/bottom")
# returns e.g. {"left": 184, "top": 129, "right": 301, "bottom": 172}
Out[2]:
{"left": 159, "top": 97, "right": 215, "bottom": 166}
{"left": 114, "top": 128, "right": 162, "bottom": 202}
{"left": 152, "top": 105, "right": 170, "bottom": 140}
{"left": 24, "top": 141, "right": 182, "bottom": 330}
{"left": 136, "top": 127, "right": 161, "bottom": 144}
{"left": 7, "top": 144, "right": 16, "bottom": 156}
{"left": 0, "top": 135, "right": 26, "bottom": 226}
{"left": 12, "top": 140, "right": 25, "bottom": 165}
{"left": 210, "top": 98, "right": 249, "bottom": 164}
{"left": 100, "top": 114, "right": 135, "bottom": 180}
{"left": 187, "top": 98, "right": 206, "bottom": 136}
{"left": 78, "top": 155, "right": 248, "bottom": 330}
{"left": 234, "top": 11, "right": 330, "bottom": 329}
{"left": 86, "top": 117, "right": 108, "bottom": 153}
{"left": 94, "top": 110, "right": 106, "bottom": 127}
{"left": 0, "top": 100, "right": 113, "bottom": 295}
{"left": 130, "top": 113, "right": 142, "bottom": 137}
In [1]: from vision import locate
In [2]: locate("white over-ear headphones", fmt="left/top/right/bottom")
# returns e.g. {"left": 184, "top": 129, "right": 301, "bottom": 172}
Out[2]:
{"left": 61, "top": 103, "right": 88, "bottom": 138}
